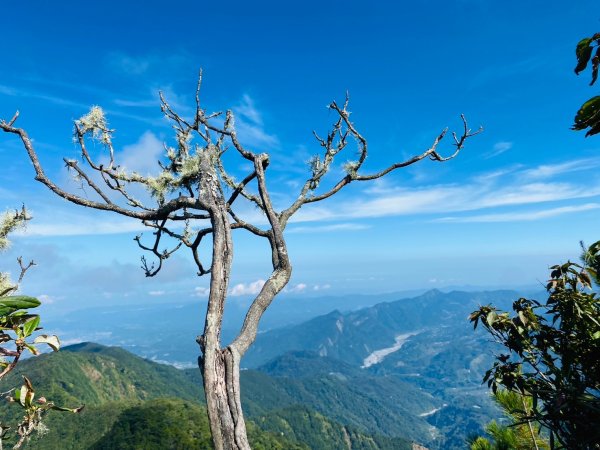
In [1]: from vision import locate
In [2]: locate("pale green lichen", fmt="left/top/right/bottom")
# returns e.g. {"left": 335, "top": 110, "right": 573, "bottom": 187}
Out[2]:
{"left": 342, "top": 160, "right": 359, "bottom": 177}
{"left": 0, "top": 208, "right": 29, "bottom": 295}
{"left": 179, "top": 154, "right": 202, "bottom": 180}
{"left": 76, "top": 106, "right": 113, "bottom": 146}
{"left": 166, "top": 147, "right": 177, "bottom": 162}
{"left": 0, "top": 272, "right": 13, "bottom": 296}
{"left": 308, "top": 155, "right": 323, "bottom": 174}
{"left": 0, "top": 208, "right": 28, "bottom": 251}
{"left": 146, "top": 171, "right": 176, "bottom": 205}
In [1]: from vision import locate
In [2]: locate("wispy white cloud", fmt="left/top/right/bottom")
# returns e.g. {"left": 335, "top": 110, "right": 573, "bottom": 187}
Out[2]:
{"left": 292, "top": 178, "right": 600, "bottom": 224}
{"left": 105, "top": 52, "right": 191, "bottom": 77}
{"left": 473, "top": 166, "right": 521, "bottom": 183}
{"left": 230, "top": 279, "right": 265, "bottom": 297}
{"left": 148, "top": 290, "right": 166, "bottom": 296}
{"left": 0, "top": 85, "right": 17, "bottom": 96}
{"left": 436, "top": 203, "right": 600, "bottom": 223}
{"left": 233, "top": 94, "right": 278, "bottom": 149}
{"left": 286, "top": 283, "right": 307, "bottom": 293}
{"left": 37, "top": 294, "right": 56, "bottom": 304}
{"left": 108, "top": 54, "right": 151, "bottom": 75}
{"left": 313, "top": 283, "right": 331, "bottom": 291}
{"left": 287, "top": 223, "right": 369, "bottom": 233}
{"left": 114, "top": 98, "right": 157, "bottom": 108}
{"left": 235, "top": 94, "right": 263, "bottom": 126}
{"left": 194, "top": 287, "right": 210, "bottom": 297}
{"left": 485, "top": 141, "right": 513, "bottom": 159}
{"left": 522, "top": 158, "right": 600, "bottom": 179}
{"left": 23, "top": 217, "right": 147, "bottom": 237}
{"left": 0, "top": 84, "right": 89, "bottom": 109}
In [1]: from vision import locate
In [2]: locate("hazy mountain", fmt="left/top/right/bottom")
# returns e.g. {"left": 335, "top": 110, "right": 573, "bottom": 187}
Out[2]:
{"left": 242, "top": 289, "right": 520, "bottom": 448}
{"left": 39, "top": 289, "right": 432, "bottom": 367}
{"left": 244, "top": 289, "right": 515, "bottom": 367}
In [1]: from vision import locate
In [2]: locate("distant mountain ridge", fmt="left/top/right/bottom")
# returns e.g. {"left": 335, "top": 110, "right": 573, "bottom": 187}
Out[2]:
{"left": 243, "top": 289, "right": 519, "bottom": 448}
{"left": 243, "top": 289, "right": 516, "bottom": 367}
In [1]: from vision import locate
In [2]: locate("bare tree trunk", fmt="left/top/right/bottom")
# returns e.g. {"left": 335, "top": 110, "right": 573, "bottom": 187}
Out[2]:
{"left": 201, "top": 346, "right": 249, "bottom": 450}
{"left": 197, "top": 149, "right": 250, "bottom": 450}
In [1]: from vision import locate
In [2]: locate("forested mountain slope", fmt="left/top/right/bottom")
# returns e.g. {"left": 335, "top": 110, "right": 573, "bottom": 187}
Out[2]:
{"left": 244, "top": 290, "right": 520, "bottom": 447}
{"left": 0, "top": 344, "right": 416, "bottom": 449}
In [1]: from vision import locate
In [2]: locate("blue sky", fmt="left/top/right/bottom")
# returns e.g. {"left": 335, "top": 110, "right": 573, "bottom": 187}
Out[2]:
{"left": 1, "top": 1, "right": 600, "bottom": 309}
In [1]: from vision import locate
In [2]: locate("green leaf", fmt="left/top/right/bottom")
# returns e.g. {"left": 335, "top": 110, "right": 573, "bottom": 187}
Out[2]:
{"left": 22, "top": 315, "right": 40, "bottom": 338}
{"left": 24, "top": 343, "right": 39, "bottom": 356}
{"left": 486, "top": 311, "right": 499, "bottom": 327}
{"left": 591, "top": 52, "right": 600, "bottom": 86}
{"left": 50, "top": 404, "right": 85, "bottom": 413}
{"left": 33, "top": 334, "right": 60, "bottom": 351}
{"left": 518, "top": 310, "right": 528, "bottom": 326}
{"left": 24, "top": 389, "right": 34, "bottom": 408}
{"left": 575, "top": 38, "right": 593, "bottom": 74}
{"left": 573, "top": 96, "right": 600, "bottom": 134}
{"left": 0, "top": 296, "right": 41, "bottom": 311}
{"left": 18, "top": 385, "right": 28, "bottom": 407}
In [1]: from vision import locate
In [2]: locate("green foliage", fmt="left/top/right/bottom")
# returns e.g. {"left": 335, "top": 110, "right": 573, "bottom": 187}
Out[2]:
{"left": 89, "top": 398, "right": 213, "bottom": 449}
{"left": 2, "top": 344, "right": 202, "bottom": 409}
{"left": 573, "top": 33, "right": 600, "bottom": 136}
{"left": 0, "top": 208, "right": 80, "bottom": 449}
{"left": 1, "top": 344, "right": 415, "bottom": 449}
{"left": 467, "top": 390, "right": 548, "bottom": 450}
{"left": 469, "top": 436, "right": 493, "bottom": 450}
{"left": 470, "top": 243, "right": 600, "bottom": 449}
{"left": 254, "top": 405, "right": 412, "bottom": 450}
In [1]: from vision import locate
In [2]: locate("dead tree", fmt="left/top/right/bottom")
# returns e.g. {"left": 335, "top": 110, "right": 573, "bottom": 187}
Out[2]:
{"left": 0, "top": 73, "right": 481, "bottom": 450}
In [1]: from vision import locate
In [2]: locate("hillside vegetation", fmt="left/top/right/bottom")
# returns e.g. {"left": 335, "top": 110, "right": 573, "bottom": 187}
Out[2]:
{"left": 0, "top": 343, "right": 415, "bottom": 449}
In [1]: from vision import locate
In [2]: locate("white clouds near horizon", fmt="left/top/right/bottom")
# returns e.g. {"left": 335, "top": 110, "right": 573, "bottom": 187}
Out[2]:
{"left": 436, "top": 203, "right": 600, "bottom": 223}
{"left": 229, "top": 279, "right": 266, "bottom": 296}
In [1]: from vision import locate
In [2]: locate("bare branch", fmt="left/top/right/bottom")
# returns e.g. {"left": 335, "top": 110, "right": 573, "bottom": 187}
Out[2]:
{"left": 215, "top": 158, "right": 264, "bottom": 210}
{"left": 6, "top": 111, "right": 19, "bottom": 127}
{"left": 16, "top": 256, "right": 35, "bottom": 287}
{"left": 227, "top": 209, "right": 270, "bottom": 238}
{"left": 230, "top": 153, "right": 291, "bottom": 357}
{"left": 0, "top": 342, "right": 24, "bottom": 380}
{"left": 64, "top": 159, "right": 113, "bottom": 204}
{"left": 1, "top": 121, "right": 213, "bottom": 221}
{"left": 280, "top": 100, "right": 481, "bottom": 225}
{"left": 0, "top": 256, "right": 34, "bottom": 298}
{"left": 134, "top": 219, "right": 183, "bottom": 277}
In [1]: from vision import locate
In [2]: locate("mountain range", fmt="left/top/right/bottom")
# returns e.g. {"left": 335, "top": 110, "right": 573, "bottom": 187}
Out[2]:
{"left": 0, "top": 343, "right": 415, "bottom": 449}
{"left": 10, "top": 288, "right": 535, "bottom": 448}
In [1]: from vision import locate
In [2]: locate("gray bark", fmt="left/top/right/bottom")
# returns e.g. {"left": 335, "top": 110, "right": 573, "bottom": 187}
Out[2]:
{"left": 196, "top": 148, "right": 251, "bottom": 450}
